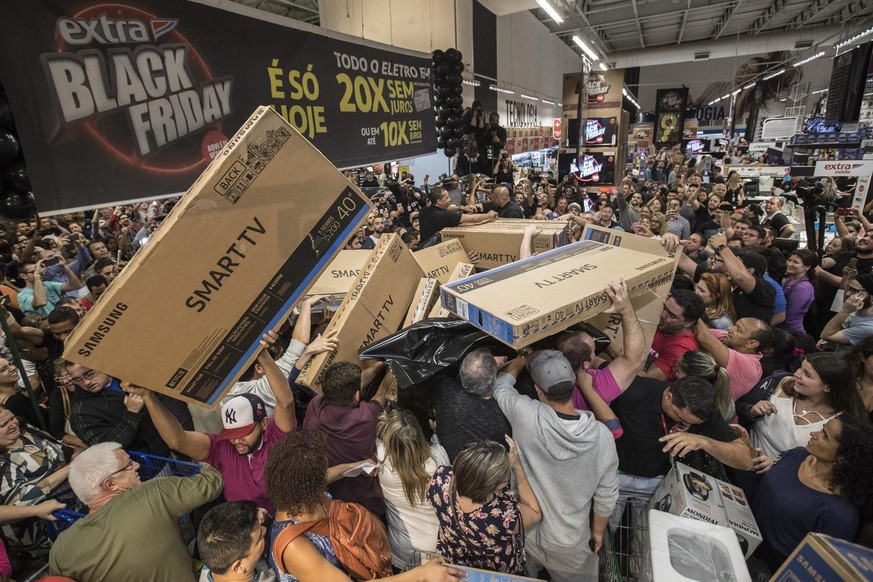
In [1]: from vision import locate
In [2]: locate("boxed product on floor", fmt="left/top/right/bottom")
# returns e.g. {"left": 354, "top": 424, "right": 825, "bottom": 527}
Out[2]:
{"left": 643, "top": 510, "right": 751, "bottom": 582}
{"left": 297, "top": 234, "right": 423, "bottom": 392}
{"left": 581, "top": 224, "right": 679, "bottom": 350}
{"left": 413, "top": 238, "right": 471, "bottom": 284}
{"left": 771, "top": 533, "right": 873, "bottom": 581}
{"left": 440, "top": 219, "right": 569, "bottom": 269}
{"left": 439, "top": 240, "right": 674, "bottom": 349}
{"left": 403, "top": 278, "right": 441, "bottom": 327}
{"left": 429, "top": 262, "right": 474, "bottom": 318}
{"left": 63, "top": 107, "right": 372, "bottom": 408}
{"left": 650, "top": 462, "right": 761, "bottom": 558}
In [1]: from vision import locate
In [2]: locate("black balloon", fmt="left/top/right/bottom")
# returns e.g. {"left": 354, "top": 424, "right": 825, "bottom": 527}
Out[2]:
{"left": 0, "top": 190, "right": 36, "bottom": 220}
{"left": 443, "top": 148, "right": 456, "bottom": 157}
{"left": 452, "top": 61, "right": 465, "bottom": 74}
{"left": 439, "top": 126, "right": 454, "bottom": 139}
{"left": 451, "top": 84, "right": 464, "bottom": 96}
{"left": 436, "top": 136, "right": 446, "bottom": 148}
{"left": 0, "top": 93, "right": 13, "bottom": 132}
{"left": 432, "top": 49, "right": 445, "bottom": 63}
{"left": 3, "top": 159, "right": 29, "bottom": 191}
{"left": 0, "top": 132, "right": 18, "bottom": 166}
{"left": 436, "top": 62, "right": 451, "bottom": 75}
{"left": 446, "top": 137, "right": 461, "bottom": 149}
{"left": 437, "top": 85, "right": 454, "bottom": 98}
{"left": 444, "top": 95, "right": 463, "bottom": 108}
{"left": 446, "top": 116, "right": 462, "bottom": 128}
{"left": 445, "top": 48, "right": 462, "bottom": 62}
{"left": 444, "top": 73, "right": 461, "bottom": 86}
{"left": 453, "top": 127, "right": 465, "bottom": 138}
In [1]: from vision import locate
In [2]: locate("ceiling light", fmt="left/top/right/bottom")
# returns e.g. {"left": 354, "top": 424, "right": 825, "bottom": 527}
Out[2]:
{"left": 720, "top": 94, "right": 730, "bottom": 100}
{"left": 836, "top": 26, "right": 873, "bottom": 50}
{"left": 488, "top": 85, "right": 515, "bottom": 95}
{"left": 793, "top": 51, "right": 825, "bottom": 67}
{"left": 462, "top": 79, "right": 480, "bottom": 87}
{"left": 743, "top": 83, "right": 756, "bottom": 90}
{"left": 763, "top": 69, "right": 785, "bottom": 80}
{"left": 811, "top": 88, "right": 829, "bottom": 94}
{"left": 598, "top": 62, "right": 608, "bottom": 71}
{"left": 520, "top": 94, "right": 539, "bottom": 101}
{"left": 541, "top": 99, "right": 555, "bottom": 105}
{"left": 732, "top": 89, "right": 741, "bottom": 96}
{"left": 572, "top": 35, "right": 599, "bottom": 62}
{"left": 536, "top": 0, "right": 563, "bottom": 24}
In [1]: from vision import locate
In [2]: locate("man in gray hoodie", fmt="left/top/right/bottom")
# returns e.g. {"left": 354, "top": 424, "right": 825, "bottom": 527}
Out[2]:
{"left": 494, "top": 350, "right": 619, "bottom": 582}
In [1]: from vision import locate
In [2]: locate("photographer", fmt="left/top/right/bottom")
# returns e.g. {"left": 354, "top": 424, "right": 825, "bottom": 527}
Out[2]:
{"left": 494, "top": 152, "right": 518, "bottom": 184}
{"left": 476, "top": 112, "right": 506, "bottom": 177}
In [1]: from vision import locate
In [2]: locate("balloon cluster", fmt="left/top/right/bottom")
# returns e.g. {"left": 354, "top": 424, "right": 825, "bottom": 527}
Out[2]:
{"left": 432, "top": 49, "right": 465, "bottom": 158}
{"left": 0, "top": 82, "right": 36, "bottom": 220}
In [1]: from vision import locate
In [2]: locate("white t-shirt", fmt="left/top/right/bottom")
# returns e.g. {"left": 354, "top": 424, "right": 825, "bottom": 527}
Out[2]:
{"left": 376, "top": 439, "right": 449, "bottom": 569}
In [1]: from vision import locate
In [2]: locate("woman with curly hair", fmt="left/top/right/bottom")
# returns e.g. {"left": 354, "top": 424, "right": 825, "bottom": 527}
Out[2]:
{"left": 266, "top": 430, "right": 463, "bottom": 582}
{"left": 753, "top": 416, "right": 873, "bottom": 571}
{"left": 846, "top": 337, "right": 873, "bottom": 422}
{"left": 376, "top": 409, "right": 449, "bottom": 570}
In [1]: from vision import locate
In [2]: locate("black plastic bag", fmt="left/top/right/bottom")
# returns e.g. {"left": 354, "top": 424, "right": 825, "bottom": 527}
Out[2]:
{"left": 358, "top": 318, "right": 517, "bottom": 389}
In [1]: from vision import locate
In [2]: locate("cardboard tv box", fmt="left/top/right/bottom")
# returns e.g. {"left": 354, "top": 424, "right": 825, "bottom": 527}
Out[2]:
{"left": 429, "top": 262, "right": 475, "bottom": 318}
{"left": 308, "top": 250, "right": 372, "bottom": 295}
{"left": 413, "top": 238, "right": 471, "bottom": 284}
{"left": 297, "top": 234, "right": 423, "bottom": 392}
{"left": 644, "top": 510, "right": 751, "bottom": 582}
{"left": 439, "top": 240, "right": 674, "bottom": 348}
{"left": 440, "top": 219, "right": 569, "bottom": 269}
{"left": 771, "top": 533, "right": 873, "bottom": 581}
{"left": 581, "top": 224, "right": 678, "bottom": 350}
{"left": 403, "top": 278, "right": 441, "bottom": 327}
{"left": 650, "top": 462, "right": 761, "bottom": 558}
{"left": 64, "top": 107, "right": 372, "bottom": 408}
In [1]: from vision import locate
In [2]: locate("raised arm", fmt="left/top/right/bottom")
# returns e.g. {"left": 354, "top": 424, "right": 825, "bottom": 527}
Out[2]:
{"left": 709, "top": 232, "right": 756, "bottom": 294}
{"left": 125, "top": 383, "right": 211, "bottom": 460}
{"left": 257, "top": 331, "right": 296, "bottom": 433}
{"left": 507, "top": 435, "right": 541, "bottom": 531}
{"left": 692, "top": 319, "right": 730, "bottom": 367}
{"left": 603, "top": 280, "right": 647, "bottom": 389}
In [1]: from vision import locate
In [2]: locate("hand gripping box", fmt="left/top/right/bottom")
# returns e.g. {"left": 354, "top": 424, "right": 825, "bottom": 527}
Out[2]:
{"left": 439, "top": 240, "right": 675, "bottom": 349}
{"left": 440, "top": 219, "right": 569, "bottom": 269}
{"left": 63, "top": 107, "right": 372, "bottom": 408}
{"left": 297, "top": 234, "right": 423, "bottom": 392}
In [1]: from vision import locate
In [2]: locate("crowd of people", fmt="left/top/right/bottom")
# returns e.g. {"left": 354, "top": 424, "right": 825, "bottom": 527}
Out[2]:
{"left": 0, "top": 142, "right": 871, "bottom": 582}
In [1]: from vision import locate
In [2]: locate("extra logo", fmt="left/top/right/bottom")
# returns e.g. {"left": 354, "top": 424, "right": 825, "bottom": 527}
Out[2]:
{"left": 42, "top": 5, "right": 232, "bottom": 168}
{"left": 823, "top": 163, "right": 864, "bottom": 171}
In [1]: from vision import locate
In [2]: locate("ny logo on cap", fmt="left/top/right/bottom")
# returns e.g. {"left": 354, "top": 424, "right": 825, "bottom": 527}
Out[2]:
{"left": 225, "top": 409, "right": 237, "bottom": 424}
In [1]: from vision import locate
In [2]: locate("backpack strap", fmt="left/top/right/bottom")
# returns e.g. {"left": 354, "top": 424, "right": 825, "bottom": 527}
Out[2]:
{"left": 272, "top": 521, "right": 317, "bottom": 575}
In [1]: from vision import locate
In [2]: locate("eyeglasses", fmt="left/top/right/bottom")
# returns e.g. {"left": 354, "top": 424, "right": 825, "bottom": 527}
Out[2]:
{"left": 108, "top": 459, "right": 135, "bottom": 477}
{"left": 21, "top": 270, "right": 35, "bottom": 275}
{"left": 69, "top": 369, "right": 98, "bottom": 385}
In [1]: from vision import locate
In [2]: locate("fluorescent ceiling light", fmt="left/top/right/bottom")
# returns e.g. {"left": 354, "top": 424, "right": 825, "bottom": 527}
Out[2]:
{"left": 488, "top": 85, "right": 515, "bottom": 95}
{"left": 743, "top": 83, "right": 756, "bottom": 90}
{"left": 520, "top": 94, "right": 539, "bottom": 101}
{"left": 572, "top": 35, "right": 599, "bottom": 62}
{"left": 811, "top": 88, "right": 829, "bottom": 94}
{"left": 536, "top": 0, "right": 563, "bottom": 24}
{"left": 793, "top": 51, "right": 825, "bottom": 67}
{"left": 763, "top": 69, "right": 785, "bottom": 80}
{"left": 541, "top": 99, "right": 555, "bottom": 105}
{"left": 732, "top": 89, "right": 741, "bottom": 96}
{"left": 836, "top": 26, "right": 873, "bottom": 50}
{"left": 599, "top": 62, "right": 608, "bottom": 71}
{"left": 720, "top": 94, "right": 730, "bottom": 100}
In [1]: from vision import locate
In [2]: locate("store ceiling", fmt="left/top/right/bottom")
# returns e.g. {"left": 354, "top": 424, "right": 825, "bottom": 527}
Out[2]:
{"left": 227, "top": 0, "right": 872, "bottom": 58}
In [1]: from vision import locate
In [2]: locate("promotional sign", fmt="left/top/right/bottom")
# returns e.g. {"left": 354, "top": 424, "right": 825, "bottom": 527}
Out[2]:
{"left": 587, "top": 73, "right": 611, "bottom": 105}
{"left": 654, "top": 88, "right": 688, "bottom": 147}
{"left": 583, "top": 117, "right": 618, "bottom": 146}
{"left": 0, "top": 1, "right": 436, "bottom": 212}
{"left": 552, "top": 118, "right": 563, "bottom": 141}
{"left": 814, "top": 160, "right": 873, "bottom": 177}
{"left": 572, "top": 152, "right": 616, "bottom": 184}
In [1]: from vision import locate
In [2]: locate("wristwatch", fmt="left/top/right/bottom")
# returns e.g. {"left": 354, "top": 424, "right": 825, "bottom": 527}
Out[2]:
{"left": 714, "top": 244, "right": 728, "bottom": 254}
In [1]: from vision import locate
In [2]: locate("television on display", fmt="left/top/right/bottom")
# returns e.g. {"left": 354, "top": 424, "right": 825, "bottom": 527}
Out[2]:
{"left": 825, "top": 41, "right": 873, "bottom": 124}
{"left": 684, "top": 139, "right": 705, "bottom": 154}
{"left": 803, "top": 116, "right": 841, "bottom": 134}
{"left": 583, "top": 117, "right": 618, "bottom": 146}
{"left": 558, "top": 152, "right": 616, "bottom": 184}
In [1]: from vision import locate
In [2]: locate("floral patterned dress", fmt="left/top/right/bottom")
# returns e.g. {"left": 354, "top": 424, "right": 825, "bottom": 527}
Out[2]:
{"left": 427, "top": 465, "right": 524, "bottom": 574}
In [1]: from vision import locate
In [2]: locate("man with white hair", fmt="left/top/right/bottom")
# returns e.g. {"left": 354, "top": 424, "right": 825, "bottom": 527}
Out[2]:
{"left": 49, "top": 442, "right": 223, "bottom": 582}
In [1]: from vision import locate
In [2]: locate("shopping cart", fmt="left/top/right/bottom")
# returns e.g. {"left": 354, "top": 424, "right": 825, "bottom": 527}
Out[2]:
{"left": 599, "top": 492, "right": 654, "bottom": 582}
{"left": 47, "top": 451, "right": 201, "bottom": 537}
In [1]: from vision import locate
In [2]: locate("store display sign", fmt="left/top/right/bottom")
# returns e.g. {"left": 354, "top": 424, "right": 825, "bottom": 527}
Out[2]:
{"left": 583, "top": 117, "right": 617, "bottom": 146}
{"left": 573, "top": 152, "right": 616, "bottom": 184}
{"left": 654, "top": 88, "right": 687, "bottom": 147}
{"left": 814, "top": 160, "right": 873, "bottom": 177}
{"left": 587, "top": 73, "right": 611, "bottom": 104}
{"left": 0, "top": 1, "right": 435, "bottom": 212}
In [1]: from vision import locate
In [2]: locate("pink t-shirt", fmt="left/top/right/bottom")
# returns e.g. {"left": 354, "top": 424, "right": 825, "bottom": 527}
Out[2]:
{"left": 572, "top": 367, "right": 624, "bottom": 438}
{"left": 709, "top": 328, "right": 763, "bottom": 400}
{"left": 203, "top": 420, "right": 287, "bottom": 511}
{"left": 651, "top": 330, "right": 699, "bottom": 381}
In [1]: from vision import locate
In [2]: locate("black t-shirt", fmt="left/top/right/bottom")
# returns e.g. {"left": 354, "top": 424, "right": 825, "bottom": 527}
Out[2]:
{"left": 419, "top": 205, "right": 462, "bottom": 242}
{"left": 763, "top": 212, "right": 790, "bottom": 236}
{"left": 611, "top": 377, "right": 738, "bottom": 478}
{"left": 432, "top": 377, "right": 512, "bottom": 462}
{"left": 498, "top": 200, "right": 524, "bottom": 219}
{"left": 695, "top": 219, "right": 721, "bottom": 238}
{"left": 733, "top": 275, "right": 776, "bottom": 322}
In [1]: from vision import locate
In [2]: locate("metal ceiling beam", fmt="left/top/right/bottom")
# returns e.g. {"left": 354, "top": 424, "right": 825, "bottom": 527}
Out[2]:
{"left": 790, "top": 0, "right": 840, "bottom": 28}
{"left": 631, "top": 0, "right": 646, "bottom": 48}
{"left": 677, "top": 0, "right": 692, "bottom": 43}
{"left": 713, "top": 0, "right": 742, "bottom": 39}
{"left": 750, "top": 0, "right": 788, "bottom": 34}
{"left": 266, "top": 0, "right": 319, "bottom": 15}
{"left": 828, "top": 0, "right": 873, "bottom": 24}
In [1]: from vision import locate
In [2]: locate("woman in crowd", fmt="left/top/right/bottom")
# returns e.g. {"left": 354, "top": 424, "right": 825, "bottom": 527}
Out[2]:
{"left": 739, "top": 353, "right": 865, "bottom": 473}
{"left": 695, "top": 272, "right": 736, "bottom": 330}
{"left": 266, "top": 430, "right": 463, "bottom": 582}
{"left": 753, "top": 416, "right": 873, "bottom": 571}
{"left": 846, "top": 337, "right": 873, "bottom": 422}
{"left": 674, "top": 351, "right": 734, "bottom": 421}
{"left": 376, "top": 409, "right": 449, "bottom": 571}
{"left": 780, "top": 249, "right": 817, "bottom": 333}
{"left": 646, "top": 197, "right": 665, "bottom": 216}
{"left": 744, "top": 203, "right": 762, "bottom": 226}
{"left": 428, "top": 438, "right": 540, "bottom": 575}
{"left": 759, "top": 328, "right": 811, "bottom": 379}
{"left": 725, "top": 171, "right": 745, "bottom": 205}
{"left": 0, "top": 405, "right": 71, "bottom": 569}
{"left": 648, "top": 212, "right": 666, "bottom": 236}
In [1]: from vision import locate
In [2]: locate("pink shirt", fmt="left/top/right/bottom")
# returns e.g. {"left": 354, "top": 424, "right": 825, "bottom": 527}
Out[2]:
{"left": 572, "top": 367, "right": 623, "bottom": 438}
{"left": 709, "top": 328, "right": 763, "bottom": 400}
{"left": 203, "top": 420, "right": 287, "bottom": 511}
